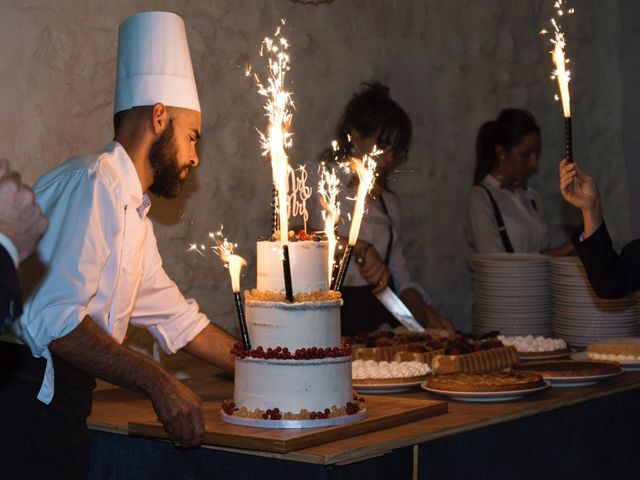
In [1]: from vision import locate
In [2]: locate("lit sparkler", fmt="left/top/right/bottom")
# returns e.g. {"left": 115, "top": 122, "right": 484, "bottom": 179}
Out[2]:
{"left": 542, "top": 1, "right": 575, "bottom": 163}
{"left": 332, "top": 152, "right": 378, "bottom": 291}
{"left": 318, "top": 161, "right": 341, "bottom": 286}
{"left": 253, "top": 21, "right": 295, "bottom": 301}
{"left": 191, "top": 228, "right": 251, "bottom": 350}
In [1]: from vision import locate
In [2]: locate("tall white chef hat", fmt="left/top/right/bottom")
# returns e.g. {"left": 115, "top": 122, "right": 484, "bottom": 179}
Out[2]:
{"left": 115, "top": 11, "right": 201, "bottom": 114}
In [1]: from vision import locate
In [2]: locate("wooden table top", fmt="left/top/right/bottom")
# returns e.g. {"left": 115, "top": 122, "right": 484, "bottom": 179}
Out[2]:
{"left": 89, "top": 371, "right": 640, "bottom": 465}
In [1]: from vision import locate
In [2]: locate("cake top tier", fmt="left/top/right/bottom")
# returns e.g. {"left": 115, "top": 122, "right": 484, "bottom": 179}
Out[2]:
{"left": 257, "top": 238, "right": 329, "bottom": 294}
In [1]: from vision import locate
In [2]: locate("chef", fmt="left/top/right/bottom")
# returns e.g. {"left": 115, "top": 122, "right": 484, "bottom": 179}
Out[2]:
{"left": 0, "top": 11, "right": 235, "bottom": 479}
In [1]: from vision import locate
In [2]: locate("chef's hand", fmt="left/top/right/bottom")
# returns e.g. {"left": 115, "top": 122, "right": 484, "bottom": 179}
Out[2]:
{"left": 0, "top": 158, "right": 47, "bottom": 262}
{"left": 355, "top": 241, "right": 389, "bottom": 293}
{"left": 559, "top": 159, "right": 603, "bottom": 238}
{"left": 149, "top": 376, "right": 205, "bottom": 448}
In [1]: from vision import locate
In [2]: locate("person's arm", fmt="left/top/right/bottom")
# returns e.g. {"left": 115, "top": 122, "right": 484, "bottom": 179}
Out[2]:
{"left": 49, "top": 316, "right": 204, "bottom": 447}
{"left": 130, "top": 221, "right": 236, "bottom": 372}
{"left": 559, "top": 159, "right": 603, "bottom": 238}
{"left": 353, "top": 239, "right": 390, "bottom": 293}
{"left": 180, "top": 323, "right": 235, "bottom": 372}
{"left": 0, "top": 158, "right": 48, "bottom": 263}
{"left": 540, "top": 239, "right": 575, "bottom": 257}
{"left": 381, "top": 193, "right": 454, "bottom": 333}
{"left": 399, "top": 288, "right": 454, "bottom": 333}
{"left": 559, "top": 160, "right": 640, "bottom": 298}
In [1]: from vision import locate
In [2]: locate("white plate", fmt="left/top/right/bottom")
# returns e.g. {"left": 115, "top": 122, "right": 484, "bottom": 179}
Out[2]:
{"left": 541, "top": 370, "right": 623, "bottom": 387}
{"left": 421, "top": 381, "right": 551, "bottom": 402}
{"left": 571, "top": 351, "right": 640, "bottom": 372}
{"left": 353, "top": 378, "right": 426, "bottom": 394}
{"left": 518, "top": 350, "right": 573, "bottom": 361}
{"left": 221, "top": 409, "right": 367, "bottom": 428}
{"left": 472, "top": 253, "right": 551, "bottom": 263}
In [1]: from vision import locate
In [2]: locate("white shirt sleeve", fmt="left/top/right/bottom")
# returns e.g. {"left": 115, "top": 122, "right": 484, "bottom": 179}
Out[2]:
{"left": 0, "top": 232, "right": 19, "bottom": 267}
{"left": 19, "top": 169, "right": 120, "bottom": 358}
{"left": 467, "top": 185, "right": 506, "bottom": 253}
{"left": 129, "top": 221, "right": 209, "bottom": 354}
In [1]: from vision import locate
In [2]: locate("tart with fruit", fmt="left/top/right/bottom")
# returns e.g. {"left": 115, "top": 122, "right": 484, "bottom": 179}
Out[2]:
{"left": 347, "top": 331, "right": 447, "bottom": 362}
{"left": 430, "top": 337, "right": 519, "bottom": 374}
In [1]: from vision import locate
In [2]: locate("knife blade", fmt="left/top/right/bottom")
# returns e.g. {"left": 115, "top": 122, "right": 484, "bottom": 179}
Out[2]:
{"left": 374, "top": 287, "right": 425, "bottom": 332}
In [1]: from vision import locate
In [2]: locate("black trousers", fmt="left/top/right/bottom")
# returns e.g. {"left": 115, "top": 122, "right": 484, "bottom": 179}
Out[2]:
{"left": 0, "top": 342, "right": 95, "bottom": 480}
{"left": 340, "top": 285, "right": 399, "bottom": 337}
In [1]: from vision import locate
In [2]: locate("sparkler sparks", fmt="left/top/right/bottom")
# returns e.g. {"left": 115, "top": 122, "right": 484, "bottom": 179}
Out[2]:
{"left": 344, "top": 152, "right": 378, "bottom": 247}
{"left": 542, "top": 0, "right": 574, "bottom": 118}
{"left": 542, "top": 0, "right": 575, "bottom": 162}
{"left": 253, "top": 20, "right": 294, "bottom": 245}
{"left": 318, "top": 162, "right": 341, "bottom": 285}
{"left": 331, "top": 150, "right": 378, "bottom": 291}
{"left": 189, "top": 227, "right": 251, "bottom": 348}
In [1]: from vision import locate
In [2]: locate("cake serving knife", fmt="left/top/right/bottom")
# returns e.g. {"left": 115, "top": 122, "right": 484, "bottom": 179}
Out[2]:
{"left": 375, "top": 287, "right": 425, "bottom": 332}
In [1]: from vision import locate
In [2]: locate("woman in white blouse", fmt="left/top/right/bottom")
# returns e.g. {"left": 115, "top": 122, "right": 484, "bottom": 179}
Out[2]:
{"left": 323, "top": 83, "right": 453, "bottom": 336}
{"left": 467, "top": 109, "right": 573, "bottom": 256}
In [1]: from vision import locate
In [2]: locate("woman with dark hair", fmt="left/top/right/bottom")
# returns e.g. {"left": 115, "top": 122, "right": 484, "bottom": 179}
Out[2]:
{"left": 467, "top": 109, "right": 573, "bottom": 256}
{"left": 322, "top": 82, "right": 453, "bottom": 336}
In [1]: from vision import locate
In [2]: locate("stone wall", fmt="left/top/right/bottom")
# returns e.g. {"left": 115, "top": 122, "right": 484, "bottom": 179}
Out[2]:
{"left": 3, "top": 0, "right": 630, "bottom": 340}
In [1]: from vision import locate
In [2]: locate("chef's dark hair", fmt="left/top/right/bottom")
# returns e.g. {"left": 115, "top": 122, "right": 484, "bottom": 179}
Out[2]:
{"left": 113, "top": 106, "right": 153, "bottom": 134}
{"left": 474, "top": 109, "right": 541, "bottom": 185}
{"left": 332, "top": 82, "right": 412, "bottom": 161}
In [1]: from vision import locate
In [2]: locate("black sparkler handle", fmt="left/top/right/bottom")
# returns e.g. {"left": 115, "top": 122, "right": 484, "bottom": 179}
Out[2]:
{"left": 564, "top": 116, "right": 573, "bottom": 164}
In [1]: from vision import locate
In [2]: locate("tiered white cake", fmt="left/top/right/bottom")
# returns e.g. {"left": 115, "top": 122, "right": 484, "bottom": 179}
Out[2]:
{"left": 222, "top": 239, "right": 364, "bottom": 427}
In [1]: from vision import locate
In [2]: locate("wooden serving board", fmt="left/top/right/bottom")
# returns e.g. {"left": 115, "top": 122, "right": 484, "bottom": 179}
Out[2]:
{"left": 128, "top": 395, "right": 447, "bottom": 453}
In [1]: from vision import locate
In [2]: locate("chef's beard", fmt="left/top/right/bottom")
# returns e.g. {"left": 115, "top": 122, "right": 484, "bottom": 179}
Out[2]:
{"left": 148, "top": 120, "right": 191, "bottom": 198}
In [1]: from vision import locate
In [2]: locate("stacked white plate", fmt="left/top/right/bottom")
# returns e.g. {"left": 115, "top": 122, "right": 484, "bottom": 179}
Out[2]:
{"left": 471, "top": 253, "right": 553, "bottom": 337}
{"left": 551, "top": 256, "right": 640, "bottom": 346}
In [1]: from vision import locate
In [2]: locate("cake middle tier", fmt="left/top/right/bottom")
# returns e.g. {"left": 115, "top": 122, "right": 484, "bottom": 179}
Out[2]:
{"left": 234, "top": 356, "right": 353, "bottom": 413}
{"left": 257, "top": 240, "right": 329, "bottom": 294}
{"left": 246, "top": 299, "right": 342, "bottom": 350}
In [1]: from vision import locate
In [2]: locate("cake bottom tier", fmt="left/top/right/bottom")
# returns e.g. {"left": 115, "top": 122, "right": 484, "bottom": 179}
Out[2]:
{"left": 233, "top": 356, "right": 352, "bottom": 413}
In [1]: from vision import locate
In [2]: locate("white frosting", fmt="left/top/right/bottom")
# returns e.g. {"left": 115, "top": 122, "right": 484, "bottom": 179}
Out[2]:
{"left": 352, "top": 360, "right": 431, "bottom": 379}
{"left": 256, "top": 240, "right": 329, "bottom": 294}
{"left": 497, "top": 335, "right": 567, "bottom": 352}
{"left": 234, "top": 357, "right": 352, "bottom": 412}
{"left": 230, "top": 239, "right": 353, "bottom": 420}
{"left": 246, "top": 299, "right": 342, "bottom": 350}
{"left": 588, "top": 352, "right": 640, "bottom": 362}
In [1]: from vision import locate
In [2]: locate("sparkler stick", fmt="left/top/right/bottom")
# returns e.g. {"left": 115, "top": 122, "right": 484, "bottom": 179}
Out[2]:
{"left": 253, "top": 22, "right": 295, "bottom": 302}
{"left": 226, "top": 254, "right": 251, "bottom": 350}
{"left": 233, "top": 291, "right": 250, "bottom": 350}
{"left": 543, "top": 1, "right": 574, "bottom": 163}
{"left": 271, "top": 185, "right": 279, "bottom": 235}
{"left": 332, "top": 154, "right": 377, "bottom": 291}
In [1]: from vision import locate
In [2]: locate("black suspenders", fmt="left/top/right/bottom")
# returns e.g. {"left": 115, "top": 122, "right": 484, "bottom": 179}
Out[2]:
{"left": 477, "top": 184, "right": 515, "bottom": 253}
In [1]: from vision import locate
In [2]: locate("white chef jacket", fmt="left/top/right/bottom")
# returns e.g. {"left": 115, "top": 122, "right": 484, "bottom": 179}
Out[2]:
{"left": 14, "top": 142, "right": 209, "bottom": 404}
{"left": 336, "top": 187, "right": 431, "bottom": 305}
{"left": 467, "top": 174, "right": 549, "bottom": 253}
